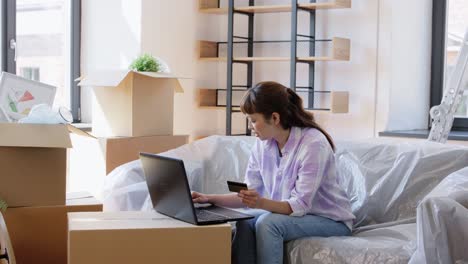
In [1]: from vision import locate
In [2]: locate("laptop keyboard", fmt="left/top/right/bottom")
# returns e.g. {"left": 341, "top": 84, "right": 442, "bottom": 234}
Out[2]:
{"left": 195, "top": 209, "right": 228, "bottom": 222}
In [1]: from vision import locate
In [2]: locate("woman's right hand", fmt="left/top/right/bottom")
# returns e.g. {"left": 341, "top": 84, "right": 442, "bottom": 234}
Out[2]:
{"left": 191, "top": 191, "right": 210, "bottom": 204}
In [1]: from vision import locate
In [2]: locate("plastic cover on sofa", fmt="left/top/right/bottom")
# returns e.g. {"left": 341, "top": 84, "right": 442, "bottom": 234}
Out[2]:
{"left": 101, "top": 136, "right": 468, "bottom": 263}
{"left": 101, "top": 136, "right": 256, "bottom": 211}
{"left": 408, "top": 167, "right": 468, "bottom": 264}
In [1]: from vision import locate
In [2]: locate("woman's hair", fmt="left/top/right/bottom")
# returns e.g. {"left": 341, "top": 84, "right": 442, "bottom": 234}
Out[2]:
{"left": 240, "top": 81, "right": 335, "bottom": 151}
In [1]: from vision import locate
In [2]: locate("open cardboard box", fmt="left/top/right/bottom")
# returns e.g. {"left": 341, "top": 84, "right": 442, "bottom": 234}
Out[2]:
{"left": 78, "top": 70, "right": 185, "bottom": 137}
{"left": 0, "top": 123, "right": 93, "bottom": 207}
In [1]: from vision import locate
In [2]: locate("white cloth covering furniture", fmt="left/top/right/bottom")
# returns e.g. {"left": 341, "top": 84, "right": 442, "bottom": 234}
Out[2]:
{"left": 102, "top": 136, "right": 468, "bottom": 264}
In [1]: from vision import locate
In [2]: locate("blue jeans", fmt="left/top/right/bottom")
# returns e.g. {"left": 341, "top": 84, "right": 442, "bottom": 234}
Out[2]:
{"left": 231, "top": 209, "right": 351, "bottom": 264}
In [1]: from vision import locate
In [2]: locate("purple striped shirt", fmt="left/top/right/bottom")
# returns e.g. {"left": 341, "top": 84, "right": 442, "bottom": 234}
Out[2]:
{"left": 244, "top": 126, "right": 355, "bottom": 230}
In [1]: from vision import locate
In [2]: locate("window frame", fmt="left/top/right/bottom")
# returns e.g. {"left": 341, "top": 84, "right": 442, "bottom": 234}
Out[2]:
{"left": 430, "top": 0, "right": 468, "bottom": 131}
{"left": 1, "top": 0, "right": 82, "bottom": 122}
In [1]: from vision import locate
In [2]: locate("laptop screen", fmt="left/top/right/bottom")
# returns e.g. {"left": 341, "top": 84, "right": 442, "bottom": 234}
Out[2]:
{"left": 140, "top": 153, "right": 197, "bottom": 225}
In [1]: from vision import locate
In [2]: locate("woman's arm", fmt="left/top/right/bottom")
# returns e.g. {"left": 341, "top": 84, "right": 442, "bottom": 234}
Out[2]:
{"left": 258, "top": 198, "right": 293, "bottom": 215}
{"left": 207, "top": 193, "right": 245, "bottom": 208}
{"left": 192, "top": 192, "right": 244, "bottom": 208}
{"left": 239, "top": 190, "right": 293, "bottom": 215}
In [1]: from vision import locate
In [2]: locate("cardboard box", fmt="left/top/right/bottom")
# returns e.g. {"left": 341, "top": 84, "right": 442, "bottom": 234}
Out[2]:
{"left": 78, "top": 70, "right": 184, "bottom": 137}
{"left": 0, "top": 123, "right": 92, "bottom": 207}
{"left": 69, "top": 134, "right": 189, "bottom": 191}
{"left": 68, "top": 211, "right": 231, "bottom": 264}
{"left": 3, "top": 193, "right": 102, "bottom": 264}
{"left": 99, "top": 135, "right": 189, "bottom": 174}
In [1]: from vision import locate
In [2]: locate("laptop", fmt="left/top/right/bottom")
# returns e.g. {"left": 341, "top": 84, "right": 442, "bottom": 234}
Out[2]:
{"left": 140, "top": 152, "right": 254, "bottom": 225}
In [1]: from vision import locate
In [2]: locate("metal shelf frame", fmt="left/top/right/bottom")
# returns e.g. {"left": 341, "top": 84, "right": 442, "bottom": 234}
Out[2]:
{"left": 224, "top": 0, "right": 319, "bottom": 135}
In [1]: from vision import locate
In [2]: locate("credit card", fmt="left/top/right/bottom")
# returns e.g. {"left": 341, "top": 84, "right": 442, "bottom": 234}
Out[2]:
{"left": 227, "top": 180, "right": 248, "bottom": 193}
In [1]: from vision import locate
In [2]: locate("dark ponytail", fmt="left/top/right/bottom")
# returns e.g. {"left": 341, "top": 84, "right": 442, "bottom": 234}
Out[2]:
{"left": 240, "top": 81, "right": 335, "bottom": 151}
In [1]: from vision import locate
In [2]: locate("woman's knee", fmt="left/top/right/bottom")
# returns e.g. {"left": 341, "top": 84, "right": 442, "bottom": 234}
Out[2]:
{"left": 255, "top": 212, "right": 283, "bottom": 235}
{"left": 236, "top": 216, "right": 257, "bottom": 234}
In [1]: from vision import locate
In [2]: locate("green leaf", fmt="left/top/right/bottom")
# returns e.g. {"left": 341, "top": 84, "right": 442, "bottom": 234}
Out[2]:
{"left": 129, "top": 54, "right": 161, "bottom": 72}
{"left": 0, "top": 198, "right": 7, "bottom": 212}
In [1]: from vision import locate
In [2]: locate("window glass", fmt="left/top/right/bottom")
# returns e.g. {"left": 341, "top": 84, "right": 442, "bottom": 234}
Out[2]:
{"left": 16, "top": 0, "right": 71, "bottom": 109}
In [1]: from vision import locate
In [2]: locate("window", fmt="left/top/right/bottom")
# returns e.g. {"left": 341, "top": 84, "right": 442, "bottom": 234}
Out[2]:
{"left": 20, "top": 66, "right": 39, "bottom": 81}
{"left": 1, "top": 0, "right": 81, "bottom": 122}
{"left": 430, "top": 0, "right": 468, "bottom": 130}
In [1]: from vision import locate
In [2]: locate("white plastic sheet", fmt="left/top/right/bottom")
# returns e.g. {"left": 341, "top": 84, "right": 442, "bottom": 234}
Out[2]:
{"left": 335, "top": 138, "right": 468, "bottom": 227}
{"left": 101, "top": 136, "right": 255, "bottom": 211}
{"left": 409, "top": 167, "right": 468, "bottom": 264}
{"left": 101, "top": 136, "right": 468, "bottom": 264}
{"left": 287, "top": 139, "right": 468, "bottom": 264}
{"left": 285, "top": 223, "right": 417, "bottom": 264}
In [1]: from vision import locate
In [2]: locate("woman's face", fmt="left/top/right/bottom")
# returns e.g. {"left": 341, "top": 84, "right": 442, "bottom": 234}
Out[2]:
{"left": 247, "top": 113, "right": 275, "bottom": 140}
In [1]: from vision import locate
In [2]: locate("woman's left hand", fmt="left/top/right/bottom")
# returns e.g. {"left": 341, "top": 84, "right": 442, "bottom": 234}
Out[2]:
{"left": 238, "top": 189, "right": 263, "bottom": 209}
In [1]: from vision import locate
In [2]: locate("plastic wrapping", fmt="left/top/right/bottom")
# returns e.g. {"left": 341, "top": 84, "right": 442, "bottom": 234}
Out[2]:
{"left": 286, "top": 223, "right": 417, "bottom": 264}
{"left": 335, "top": 138, "right": 468, "bottom": 227}
{"left": 408, "top": 167, "right": 468, "bottom": 264}
{"left": 101, "top": 136, "right": 255, "bottom": 211}
{"left": 101, "top": 136, "right": 468, "bottom": 264}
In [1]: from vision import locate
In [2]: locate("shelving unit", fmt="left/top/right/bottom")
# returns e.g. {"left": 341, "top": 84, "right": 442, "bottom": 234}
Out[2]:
{"left": 198, "top": 0, "right": 351, "bottom": 135}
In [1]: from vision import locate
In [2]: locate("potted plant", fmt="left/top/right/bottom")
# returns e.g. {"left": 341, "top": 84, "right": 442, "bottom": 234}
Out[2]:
{"left": 0, "top": 198, "right": 6, "bottom": 212}
{"left": 129, "top": 54, "right": 170, "bottom": 73}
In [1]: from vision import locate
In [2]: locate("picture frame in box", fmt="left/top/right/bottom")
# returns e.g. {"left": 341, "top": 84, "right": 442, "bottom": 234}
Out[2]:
{"left": 0, "top": 106, "right": 11, "bottom": 123}
{"left": 0, "top": 212, "right": 16, "bottom": 264}
{"left": 0, "top": 72, "right": 56, "bottom": 121}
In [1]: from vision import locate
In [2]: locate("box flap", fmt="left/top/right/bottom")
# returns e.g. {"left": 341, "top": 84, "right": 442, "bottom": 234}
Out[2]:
{"left": 67, "top": 124, "right": 96, "bottom": 139}
{"left": 66, "top": 191, "right": 94, "bottom": 200}
{"left": 133, "top": 71, "right": 189, "bottom": 93}
{"left": 0, "top": 123, "right": 72, "bottom": 148}
{"left": 77, "top": 70, "right": 131, "bottom": 87}
{"left": 78, "top": 70, "right": 188, "bottom": 93}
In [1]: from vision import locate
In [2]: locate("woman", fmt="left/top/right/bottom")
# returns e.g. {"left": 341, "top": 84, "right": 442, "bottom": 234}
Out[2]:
{"left": 192, "top": 81, "right": 355, "bottom": 264}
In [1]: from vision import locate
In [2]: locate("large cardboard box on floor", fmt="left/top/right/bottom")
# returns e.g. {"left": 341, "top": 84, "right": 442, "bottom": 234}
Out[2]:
{"left": 78, "top": 70, "right": 185, "bottom": 137}
{"left": 68, "top": 211, "right": 231, "bottom": 264}
{"left": 0, "top": 123, "right": 91, "bottom": 207}
{"left": 3, "top": 193, "right": 102, "bottom": 264}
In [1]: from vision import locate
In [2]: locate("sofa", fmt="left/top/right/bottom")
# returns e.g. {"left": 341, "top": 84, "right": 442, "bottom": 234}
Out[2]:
{"left": 101, "top": 136, "right": 468, "bottom": 264}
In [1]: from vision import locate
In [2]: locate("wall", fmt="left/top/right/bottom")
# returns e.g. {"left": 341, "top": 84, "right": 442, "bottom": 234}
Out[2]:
{"left": 80, "top": 0, "right": 433, "bottom": 141}
{"left": 140, "top": 0, "right": 224, "bottom": 139}
{"left": 375, "top": 0, "right": 432, "bottom": 133}
{"left": 81, "top": 0, "right": 142, "bottom": 122}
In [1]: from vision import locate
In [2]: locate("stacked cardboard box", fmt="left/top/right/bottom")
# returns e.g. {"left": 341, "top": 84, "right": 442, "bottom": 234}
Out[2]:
{"left": 65, "top": 71, "right": 211, "bottom": 264}
{"left": 0, "top": 71, "right": 191, "bottom": 264}
{"left": 77, "top": 70, "right": 189, "bottom": 175}
{"left": 0, "top": 121, "right": 102, "bottom": 264}
{"left": 4, "top": 193, "right": 102, "bottom": 264}
{"left": 68, "top": 211, "right": 231, "bottom": 264}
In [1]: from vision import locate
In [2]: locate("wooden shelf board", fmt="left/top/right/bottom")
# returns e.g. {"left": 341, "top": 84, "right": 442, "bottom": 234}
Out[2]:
{"left": 199, "top": 56, "right": 344, "bottom": 62}
{"left": 235, "top": 57, "right": 290, "bottom": 61}
{"left": 199, "top": 57, "right": 227, "bottom": 62}
{"left": 298, "top": 57, "right": 336, "bottom": 61}
{"left": 236, "top": 5, "right": 291, "bottom": 13}
{"left": 199, "top": 8, "right": 228, "bottom": 14}
{"left": 299, "top": 1, "right": 351, "bottom": 10}
{"left": 198, "top": 37, "right": 350, "bottom": 61}
{"left": 199, "top": 106, "right": 242, "bottom": 111}
{"left": 199, "top": 1, "right": 351, "bottom": 14}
